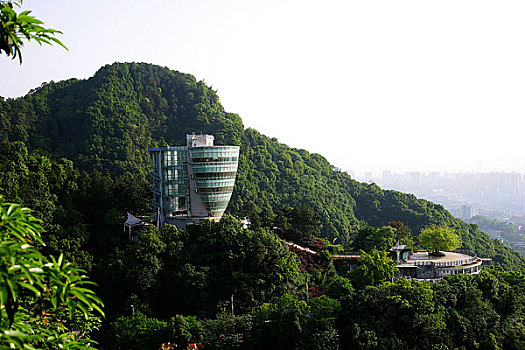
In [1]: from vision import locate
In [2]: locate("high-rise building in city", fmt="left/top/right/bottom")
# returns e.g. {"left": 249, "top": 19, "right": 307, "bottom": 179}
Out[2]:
{"left": 382, "top": 170, "right": 392, "bottom": 183}
{"left": 149, "top": 134, "right": 240, "bottom": 228}
{"left": 410, "top": 171, "right": 421, "bottom": 185}
{"left": 460, "top": 204, "right": 473, "bottom": 220}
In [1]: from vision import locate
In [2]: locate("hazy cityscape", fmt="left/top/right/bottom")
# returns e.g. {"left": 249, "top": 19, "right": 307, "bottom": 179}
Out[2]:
{"left": 353, "top": 170, "right": 525, "bottom": 254}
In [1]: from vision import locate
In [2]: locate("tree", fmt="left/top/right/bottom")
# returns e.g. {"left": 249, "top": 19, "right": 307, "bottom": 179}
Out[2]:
{"left": 200, "top": 314, "right": 251, "bottom": 350}
{"left": 251, "top": 294, "right": 310, "bottom": 349}
{"left": 419, "top": 225, "right": 461, "bottom": 255}
{"left": 168, "top": 315, "right": 203, "bottom": 349}
{"left": 0, "top": 0, "right": 66, "bottom": 63}
{"left": 0, "top": 198, "right": 104, "bottom": 348}
{"left": 387, "top": 221, "right": 414, "bottom": 248}
{"left": 338, "top": 279, "right": 445, "bottom": 349}
{"left": 155, "top": 216, "right": 301, "bottom": 317}
{"left": 324, "top": 275, "right": 354, "bottom": 300}
{"left": 351, "top": 249, "right": 397, "bottom": 288}
{"left": 352, "top": 226, "right": 396, "bottom": 252}
{"left": 108, "top": 312, "right": 169, "bottom": 350}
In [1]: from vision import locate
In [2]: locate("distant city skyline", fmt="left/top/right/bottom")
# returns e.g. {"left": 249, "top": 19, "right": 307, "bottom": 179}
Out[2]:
{"left": 361, "top": 169, "right": 525, "bottom": 220}
{"left": 2, "top": 1, "right": 525, "bottom": 174}
{"left": 353, "top": 169, "right": 525, "bottom": 180}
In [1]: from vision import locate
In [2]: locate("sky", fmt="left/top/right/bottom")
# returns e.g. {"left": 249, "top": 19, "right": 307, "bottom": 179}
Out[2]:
{"left": 1, "top": 0, "right": 525, "bottom": 175}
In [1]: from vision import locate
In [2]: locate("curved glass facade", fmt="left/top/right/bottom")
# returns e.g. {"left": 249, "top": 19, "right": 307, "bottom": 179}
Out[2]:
{"left": 189, "top": 146, "right": 239, "bottom": 217}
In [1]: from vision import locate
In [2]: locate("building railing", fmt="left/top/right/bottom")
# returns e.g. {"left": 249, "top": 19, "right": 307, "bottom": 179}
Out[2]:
{"left": 401, "top": 248, "right": 480, "bottom": 266}
{"left": 401, "top": 256, "right": 482, "bottom": 268}
{"left": 190, "top": 161, "right": 239, "bottom": 167}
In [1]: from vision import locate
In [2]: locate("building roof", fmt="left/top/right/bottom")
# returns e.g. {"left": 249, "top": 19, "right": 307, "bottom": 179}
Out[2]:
{"left": 398, "top": 251, "right": 480, "bottom": 268}
{"left": 390, "top": 243, "right": 407, "bottom": 251}
{"left": 124, "top": 213, "right": 143, "bottom": 226}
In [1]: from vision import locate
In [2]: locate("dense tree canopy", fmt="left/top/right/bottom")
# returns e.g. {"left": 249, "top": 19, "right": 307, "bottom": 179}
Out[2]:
{"left": 338, "top": 269, "right": 525, "bottom": 349}
{"left": 104, "top": 265, "right": 525, "bottom": 350}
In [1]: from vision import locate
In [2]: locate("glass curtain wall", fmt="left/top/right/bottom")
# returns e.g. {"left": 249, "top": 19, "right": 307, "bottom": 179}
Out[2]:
{"left": 159, "top": 147, "right": 189, "bottom": 214}
{"left": 189, "top": 146, "right": 240, "bottom": 217}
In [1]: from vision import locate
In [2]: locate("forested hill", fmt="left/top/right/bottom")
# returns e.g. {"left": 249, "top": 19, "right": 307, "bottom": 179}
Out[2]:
{"left": 0, "top": 62, "right": 243, "bottom": 175}
{"left": 1, "top": 62, "right": 523, "bottom": 270}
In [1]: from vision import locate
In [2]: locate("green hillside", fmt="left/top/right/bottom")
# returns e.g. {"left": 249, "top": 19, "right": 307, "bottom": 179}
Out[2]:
{"left": 1, "top": 62, "right": 523, "bottom": 270}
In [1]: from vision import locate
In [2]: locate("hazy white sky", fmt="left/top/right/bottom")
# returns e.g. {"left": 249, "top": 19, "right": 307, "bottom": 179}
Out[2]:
{"left": 1, "top": 0, "right": 524, "bottom": 174}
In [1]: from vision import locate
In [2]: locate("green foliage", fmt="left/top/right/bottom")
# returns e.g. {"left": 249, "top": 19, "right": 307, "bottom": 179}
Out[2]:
{"left": 352, "top": 226, "right": 396, "bottom": 251}
{"left": 97, "top": 216, "right": 300, "bottom": 323}
{"left": 419, "top": 225, "right": 462, "bottom": 254}
{"left": 471, "top": 215, "right": 525, "bottom": 253}
{"left": 251, "top": 294, "right": 340, "bottom": 350}
{"left": 275, "top": 206, "right": 321, "bottom": 234}
{"left": 103, "top": 269, "right": 525, "bottom": 349}
{"left": 0, "top": 198, "right": 103, "bottom": 349}
{"left": 339, "top": 279, "right": 443, "bottom": 349}
{"left": 341, "top": 272, "right": 523, "bottom": 349}
{"left": 1, "top": 63, "right": 242, "bottom": 177}
{"left": 167, "top": 315, "right": 203, "bottom": 349}
{"left": 387, "top": 221, "right": 414, "bottom": 248}
{"left": 0, "top": 0, "right": 66, "bottom": 63}
{"left": 108, "top": 312, "right": 168, "bottom": 350}
{"left": 350, "top": 249, "right": 397, "bottom": 289}
{"left": 324, "top": 275, "right": 354, "bottom": 300}
{"left": 200, "top": 314, "right": 252, "bottom": 350}
{"left": 337, "top": 269, "right": 525, "bottom": 349}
